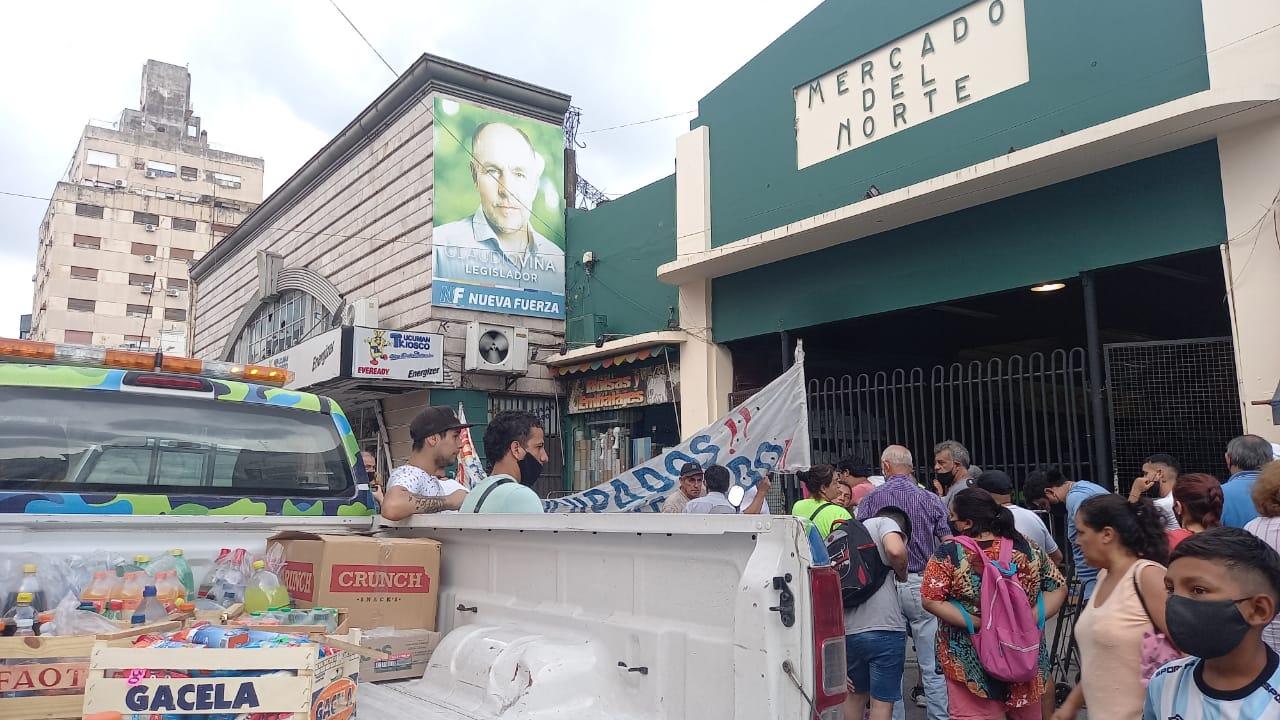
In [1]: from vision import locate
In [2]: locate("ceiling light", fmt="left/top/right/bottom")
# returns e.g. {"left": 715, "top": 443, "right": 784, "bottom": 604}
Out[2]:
{"left": 1030, "top": 282, "right": 1066, "bottom": 293}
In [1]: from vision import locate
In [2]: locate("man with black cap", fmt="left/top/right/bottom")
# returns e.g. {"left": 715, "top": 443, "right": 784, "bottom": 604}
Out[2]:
{"left": 662, "top": 462, "right": 706, "bottom": 513}
{"left": 974, "top": 469, "right": 1063, "bottom": 564}
{"left": 380, "top": 406, "right": 472, "bottom": 520}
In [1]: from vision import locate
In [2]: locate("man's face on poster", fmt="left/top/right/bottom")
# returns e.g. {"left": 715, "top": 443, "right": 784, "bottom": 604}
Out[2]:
{"left": 470, "top": 123, "right": 544, "bottom": 236}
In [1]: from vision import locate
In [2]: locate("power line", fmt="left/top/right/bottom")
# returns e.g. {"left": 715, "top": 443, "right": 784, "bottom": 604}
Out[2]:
{"left": 325, "top": 0, "right": 398, "bottom": 75}
{"left": 580, "top": 111, "right": 695, "bottom": 135}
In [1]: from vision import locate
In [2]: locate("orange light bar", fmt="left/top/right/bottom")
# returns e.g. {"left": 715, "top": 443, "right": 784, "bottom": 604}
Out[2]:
{"left": 0, "top": 338, "right": 56, "bottom": 360}
{"left": 104, "top": 349, "right": 157, "bottom": 370}
{"left": 160, "top": 355, "right": 205, "bottom": 375}
{"left": 0, "top": 337, "right": 294, "bottom": 387}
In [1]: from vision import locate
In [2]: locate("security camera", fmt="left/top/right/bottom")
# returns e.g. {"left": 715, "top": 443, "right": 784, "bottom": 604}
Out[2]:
{"left": 595, "top": 335, "right": 605, "bottom": 348}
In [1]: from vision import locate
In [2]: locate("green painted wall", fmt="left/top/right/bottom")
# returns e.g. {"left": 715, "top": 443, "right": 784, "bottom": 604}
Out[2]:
{"left": 564, "top": 176, "right": 678, "bottom": 347}
{"left": 697, "top": 0, "right": 1210, "bottom": 248}
{"left": 713, "top": 142, "right": 1227, "bottom": 341}
{"left": 431, "top": 389, "right": 489, "bottom": 465}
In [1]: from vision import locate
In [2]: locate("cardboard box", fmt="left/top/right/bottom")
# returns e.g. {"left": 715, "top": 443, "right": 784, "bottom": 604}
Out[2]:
{"left": 268, "top": 532, "right": 441, "bottom": 630}
{"left": 358, "top": 628, "right": 443, "bottom": 682}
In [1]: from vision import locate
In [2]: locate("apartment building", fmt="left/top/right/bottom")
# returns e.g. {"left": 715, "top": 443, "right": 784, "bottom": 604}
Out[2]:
{"left": 29, "top": 60, "right": 264, "bottom": 354}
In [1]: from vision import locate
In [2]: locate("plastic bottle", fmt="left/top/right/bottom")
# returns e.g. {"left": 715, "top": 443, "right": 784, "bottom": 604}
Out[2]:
{"left": 81, "top": 570, "right": 114, "bottom": 611}
{"left": 200, "top": 548, "right": 232, "bottom": 599}
{"left": 6, "top": 593, "right": 37, "bottom": 637}
{"left": 169, "top": 548, "right": 195, "bottom": 598}
{"left": 36, "top": 611, "right": 56, "bottom": 637}
{"left": 118, "top": 572, "right": 145, "bottom": 614}
{"left": 243, "top": 560, "right": 291, "bottom": 614}
{"left": 5, "top": 564, "right": 46, "bottom": 614}
{"left": 136, "top": 586, "right": 168, "bottom": 624}
{"left": 103, "top": 600, "right": 123, "bottom": 622}
{"left": 154, "top": 571, "right": 184, "bottom": 611}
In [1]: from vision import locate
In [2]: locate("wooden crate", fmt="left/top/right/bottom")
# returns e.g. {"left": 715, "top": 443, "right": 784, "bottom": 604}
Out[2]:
{"left": 82, "top": 634, "right": 363, "bottom": 719}
{"left": 0, "top": 621, "right": 180, "bottom": 720}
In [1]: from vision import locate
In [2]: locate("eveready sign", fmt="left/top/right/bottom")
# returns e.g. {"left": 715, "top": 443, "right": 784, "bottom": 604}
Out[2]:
{"left": 283, "top": 560, "right": 315, "bottom": 602}
{"left": 331, "top": 564, "right": 431, "bottom": 594}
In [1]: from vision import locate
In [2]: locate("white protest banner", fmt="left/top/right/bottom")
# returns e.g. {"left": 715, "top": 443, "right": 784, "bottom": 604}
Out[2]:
{"left": 544, "top": 343, "right": 811, "bottom": 513}
{"left": 456, "top": 403, "right": 487, "bottom": 489}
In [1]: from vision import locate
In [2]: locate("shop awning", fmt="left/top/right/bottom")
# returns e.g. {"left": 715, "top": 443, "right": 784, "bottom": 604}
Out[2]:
{"left": 547, "top": 330, "right": 685, "bottom": 375}
{"left": 657, "top": 87, "right": 1280, "bottom": 285}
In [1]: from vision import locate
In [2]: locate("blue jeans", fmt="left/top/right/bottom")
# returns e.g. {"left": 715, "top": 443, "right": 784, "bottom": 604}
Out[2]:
{"left": 846, "top": 630, "right": 907, "bottom": 702}
{"left": 899, "top": 573, "right": 949, "bottom": 720}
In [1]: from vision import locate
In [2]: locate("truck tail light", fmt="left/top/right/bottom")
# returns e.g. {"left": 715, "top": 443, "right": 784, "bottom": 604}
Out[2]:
{"left": 810, "top": 565, "right": 847, "bottom": 718}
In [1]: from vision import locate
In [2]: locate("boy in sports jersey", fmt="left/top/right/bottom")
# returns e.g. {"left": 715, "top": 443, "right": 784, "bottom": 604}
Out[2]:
{"left": 1145, "top": 527, "right": 1280, "bottom": 720}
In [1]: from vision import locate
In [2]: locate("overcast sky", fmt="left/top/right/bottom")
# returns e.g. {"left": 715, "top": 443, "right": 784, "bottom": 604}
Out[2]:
{"left": 0, "top": 0, "right": 821, "bottom": 338}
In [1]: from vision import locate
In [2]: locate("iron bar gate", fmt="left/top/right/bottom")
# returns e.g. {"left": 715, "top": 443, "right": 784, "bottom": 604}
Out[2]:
{"left": 806, "top": 348, "right": 1095, "bottom": 493}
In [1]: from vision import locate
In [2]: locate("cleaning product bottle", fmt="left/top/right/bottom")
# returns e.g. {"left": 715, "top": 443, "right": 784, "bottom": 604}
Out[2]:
{"left": 137, "top": 586, "right": 168, "bottom": 624}
{"left": 169, "top": 548, "right": 195, "bottom": 598}
{"left": 118, "top": 572, "right": 145, "bottom": 614}
{"left": 243, "top": 560, "right": 291, "bottom": 614}
{"left": 154, "top": 571, "right": 183, "bottom": 611}
{"left": 81, "top": 570, "right": 114, "bottom": 612}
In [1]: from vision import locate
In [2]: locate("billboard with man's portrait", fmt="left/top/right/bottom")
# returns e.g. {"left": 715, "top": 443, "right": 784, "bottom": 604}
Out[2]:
{"left": 431, "top": 97, "right": 566, "bottom": 319}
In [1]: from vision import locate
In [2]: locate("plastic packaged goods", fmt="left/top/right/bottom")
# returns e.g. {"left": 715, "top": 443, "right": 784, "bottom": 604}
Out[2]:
{"left": 4, "top": 563, "right": 46, "bottom": 614}
{"left": 81, "top": 569, "right": 113, "bottom": 610}
{"left": 137, "top": 586, "right": 169, "bottom": 624}
{"left": 5, "top": 592, "right": 37, "bottom": 636}
{"left": 243, "top": 559, "right": 290, "bottom": 614}
{"left": 168, "top": 548, "right": 195, "bottom": 598}
{"left": 117, "top": 571, "right": 145, "bottom": 613}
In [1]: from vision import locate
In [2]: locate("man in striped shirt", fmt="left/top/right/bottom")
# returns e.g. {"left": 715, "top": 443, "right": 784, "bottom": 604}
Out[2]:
{"left": 857, "top": 445, "right": 952, "bottom": 720}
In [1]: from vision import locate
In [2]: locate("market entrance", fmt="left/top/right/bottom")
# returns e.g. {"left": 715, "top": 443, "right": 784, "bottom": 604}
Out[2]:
{"left": 728, "top": 247, "right": 1238, "bottom": 493}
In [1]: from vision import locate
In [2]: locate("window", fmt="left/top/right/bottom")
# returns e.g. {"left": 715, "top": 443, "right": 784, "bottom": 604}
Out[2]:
{"left": 131, "top": 242, "right": 157, "bottom": 257}
{"left": 167, "top": 277, "right": 189, "bottom": 290}
{"left": 210, "top": 172, "right": 243, "bottom": 189}
{"left": 172, "top": 218, "right": 196, "bottom": 232}
{"left": 70, "top": 266, "right": 98, "bottom": 281}
{"left": 128, "top": 273, "right": 154, "bottom": 287}
{"left": 164, "top": 308, "right": 187, "bottom": 322}
{"left": 211, "top": 222, "right": 237, "bottom": 235}
{"left": 126, "top": 304, "right": 151, "bottom": 318}
{"left": 75, "top": 204, "right": 104, "bottom": 219}
{"left": 133, "top": 212, "right": 160, "bottom": 226}
{"left": 86, "top": 150, "right": 118, "bottom": 168}
{"left": 124, "top": 334, "right": 150, "bottom": 346}
{"left": 171, "top": 247, "right": 195, "bottom": 261}
{"left": 186, "top": 125, "right": 198, "bottom": 138}
{"left": 67, "top": 298, "right": 96, "bottom": 313}
{"left": 63, "top": 330, "right": 93, "bottom": 345}
{"left": 72, "top": 234, "right": 101, "bottom": 249}
{"left": 145, "top": 161, "right": 177, "bottom": 178}
{"left": 232, "top": 291, "right": 331, "bottom": 363}
{"left": 179, "top": 166, "right": 199, "bottom": 181}
{"left": 0, "top": 386, "right": 355, "bottom": 496}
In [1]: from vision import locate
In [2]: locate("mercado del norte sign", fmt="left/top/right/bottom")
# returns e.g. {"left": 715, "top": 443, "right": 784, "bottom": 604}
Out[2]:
{"left": 795, "top": 0, "right": 1029, "bottom": 169}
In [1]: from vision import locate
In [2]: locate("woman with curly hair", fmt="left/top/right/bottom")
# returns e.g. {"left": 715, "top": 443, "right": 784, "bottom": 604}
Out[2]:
{"left": 1244, "top": 461, "right": 1280, "bottom": 652}
{"left": 1165, "top": 473, "right": 1223, "bottom": 551}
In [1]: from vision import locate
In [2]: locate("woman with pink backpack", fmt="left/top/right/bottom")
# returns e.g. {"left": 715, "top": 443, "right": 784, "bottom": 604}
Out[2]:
{"left": 922, "top": 487, "right": 1068, "bottom": 719}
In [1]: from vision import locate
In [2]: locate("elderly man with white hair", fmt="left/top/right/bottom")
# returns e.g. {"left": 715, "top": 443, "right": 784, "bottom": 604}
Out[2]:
{"left": 857, "top": 445, "right": 953, "bottom": 720}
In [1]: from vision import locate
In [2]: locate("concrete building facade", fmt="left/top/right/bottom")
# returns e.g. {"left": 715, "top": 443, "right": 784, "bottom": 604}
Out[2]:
{"left": 189, "top": 55, "right": 571, "bottom": 492}
{"left": 29, "top": 60, "right": 263, "bottom": 354}
{"left": 556, "top": 1, "right": 1280, "bottom": 491}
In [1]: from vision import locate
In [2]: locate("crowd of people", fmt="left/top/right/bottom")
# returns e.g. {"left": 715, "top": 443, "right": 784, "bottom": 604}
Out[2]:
{"left": 365, "top": 407, "right": 1280, "bottom": 719}
{"left": 791, "top": 436, "right": 1280, "bottom": 720}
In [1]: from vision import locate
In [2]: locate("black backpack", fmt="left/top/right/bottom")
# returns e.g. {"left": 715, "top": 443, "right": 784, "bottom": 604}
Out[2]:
{"left": 809, "top": 502, "right": 892, "bottom": 609}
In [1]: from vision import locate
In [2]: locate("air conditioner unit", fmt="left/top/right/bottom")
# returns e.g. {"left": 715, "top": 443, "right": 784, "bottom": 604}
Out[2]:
{"left": 142, "top": 255, "right": 155, "bottom": 263}
{"left": 144, "top": 224, "right": 156, "bottom": 232}
{"left": 140, "top": 284, "right": 154, "bottom": 294}
{"left": 113, "top": 179, "right": 127, "bottom": 188}
{"left": 165, "top": 288, "right": 180, "bottom": 297}
{"left": 464, "top": 321, "right": 529, "bottom": 375}
{"left": 144, "top": 170, "right": 157, "bottom": 178}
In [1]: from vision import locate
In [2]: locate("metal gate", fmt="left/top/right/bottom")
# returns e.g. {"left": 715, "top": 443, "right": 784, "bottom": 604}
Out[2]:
{"left": 1105, "top": 337, "right": 1242, "bottom": 491}
{"left": 806, "top": 348, "right": 1096, "bottom": 491}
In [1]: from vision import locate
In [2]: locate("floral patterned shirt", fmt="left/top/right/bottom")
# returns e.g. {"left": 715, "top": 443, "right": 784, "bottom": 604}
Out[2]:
{"left": 921, "top": 534, "right": 1064, "bottom": 706}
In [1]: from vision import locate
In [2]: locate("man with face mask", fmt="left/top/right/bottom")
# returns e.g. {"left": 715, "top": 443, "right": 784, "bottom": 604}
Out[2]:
{"left": 460, "top": 410, "right": 548, "bottom": 513}
{"left": 1144, "top": 527, "right": 1280, "bottom": 719}
{"left": 933, "top": 440, "right": 976, "bottom": 507}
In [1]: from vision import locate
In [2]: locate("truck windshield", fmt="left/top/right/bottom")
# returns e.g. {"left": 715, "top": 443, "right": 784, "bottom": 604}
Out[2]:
{"left": 0, "top": 386, "right": 353, "bottom": 497}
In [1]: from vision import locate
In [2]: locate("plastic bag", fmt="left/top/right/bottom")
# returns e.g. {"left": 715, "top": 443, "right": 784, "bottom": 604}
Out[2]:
{"left": 49, "top": 594, "right": 120, "bottom": 636}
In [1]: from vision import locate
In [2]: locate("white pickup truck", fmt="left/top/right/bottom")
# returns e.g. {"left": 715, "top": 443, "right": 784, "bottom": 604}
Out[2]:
{"left": 0, "top": 341, "right": 845, "bottom": 719}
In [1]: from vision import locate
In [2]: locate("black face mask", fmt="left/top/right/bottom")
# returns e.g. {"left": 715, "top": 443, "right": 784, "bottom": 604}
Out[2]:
{"left": 1165, "top": 594, "right": 1254, "bottom": 659}
{"left": 936, "top": 471, "right": 955, "bottom": 488}
{"left": 516, "top": 451, "right": 543, "bottom": 486}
